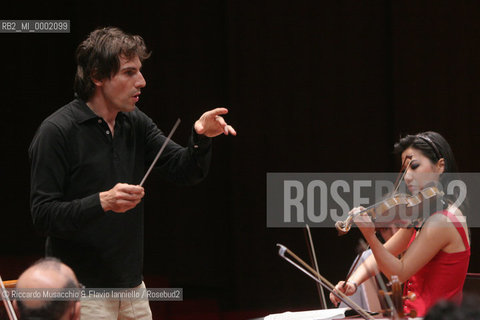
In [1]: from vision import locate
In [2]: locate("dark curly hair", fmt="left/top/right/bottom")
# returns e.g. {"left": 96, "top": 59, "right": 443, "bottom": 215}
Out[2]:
{"left": 73, "top": 26, "right": 151, "bottom": 101}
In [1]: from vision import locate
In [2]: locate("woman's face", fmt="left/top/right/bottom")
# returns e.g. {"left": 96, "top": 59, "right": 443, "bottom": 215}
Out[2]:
{"left": 401, "top": 147, "right": 445, "bottom": 194}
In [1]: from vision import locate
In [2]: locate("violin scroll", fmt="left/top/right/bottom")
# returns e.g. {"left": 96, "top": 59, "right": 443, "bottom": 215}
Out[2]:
{"left": 335, "top": 216, "right": 353, "bottom": 235}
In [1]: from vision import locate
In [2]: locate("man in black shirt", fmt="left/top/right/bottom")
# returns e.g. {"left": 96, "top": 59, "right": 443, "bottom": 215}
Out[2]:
{"left": 29, "top": 26, "right": 236, "bottom": 319}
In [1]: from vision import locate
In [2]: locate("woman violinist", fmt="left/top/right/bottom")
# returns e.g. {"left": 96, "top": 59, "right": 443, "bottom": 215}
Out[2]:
{"left": 330, "top": 131, "right": 470, "bottom": 317}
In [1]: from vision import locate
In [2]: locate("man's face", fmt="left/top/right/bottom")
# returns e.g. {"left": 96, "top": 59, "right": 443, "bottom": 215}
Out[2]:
{"left": 99, "top": 55, "right": 146, "bottom": 113}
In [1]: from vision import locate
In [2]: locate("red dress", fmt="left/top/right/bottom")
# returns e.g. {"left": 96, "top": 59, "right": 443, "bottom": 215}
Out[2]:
{"left": 403, "top": 210, "right": 470, "bottom": 317}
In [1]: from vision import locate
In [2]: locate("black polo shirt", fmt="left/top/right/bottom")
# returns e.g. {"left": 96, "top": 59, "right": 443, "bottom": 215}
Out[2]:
{"left": 29, "top": 99, "right": 211, "bottom": 287}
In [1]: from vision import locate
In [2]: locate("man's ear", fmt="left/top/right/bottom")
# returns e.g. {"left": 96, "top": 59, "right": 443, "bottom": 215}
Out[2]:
{"left": 90, "top": 69, "right": 103, "bottom": 87}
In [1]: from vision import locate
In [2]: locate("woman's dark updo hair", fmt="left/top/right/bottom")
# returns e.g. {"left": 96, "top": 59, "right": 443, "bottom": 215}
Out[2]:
{"left": 393, "top": 131, "right": 465, "bottom": 213}
{"left": 393, "top": 131, "right": 458, "bottom": 173}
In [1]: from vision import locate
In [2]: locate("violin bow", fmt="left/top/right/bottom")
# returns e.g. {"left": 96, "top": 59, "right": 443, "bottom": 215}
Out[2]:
{"left": 335, "top": 155, "right": 414, "bottom": 234}
{"left": 304, "top": 224, "right": 327, "bottom": 309}
{"left": 392, "top": 155, "right": 412, "bottom": 195}
{"left": 0, "top": 275, "right": 17, "bottom": 320}
{"left": 277, "top": 244, "right": 376, "bottom": 320}
{"left": 361, "top": 155, "right": 413, "bottom": 218}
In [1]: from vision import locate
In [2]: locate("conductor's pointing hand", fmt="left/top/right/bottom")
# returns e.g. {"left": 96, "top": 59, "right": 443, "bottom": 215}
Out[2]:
{"left": 194, "top": 108, "right": 237, "bottom": 137}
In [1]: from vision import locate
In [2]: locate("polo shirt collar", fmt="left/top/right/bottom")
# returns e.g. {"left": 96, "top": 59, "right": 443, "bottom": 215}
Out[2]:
{"left": 73, "top": 99, "right": 128, "bottom": 123}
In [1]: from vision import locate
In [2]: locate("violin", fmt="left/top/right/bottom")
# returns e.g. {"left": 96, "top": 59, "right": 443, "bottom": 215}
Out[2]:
{"left": 335, "top": 153, "right": 447, "bottom": 235}
{"left": 378, "top": 275, "right": 417, "bottom": 319}
{"left": 335, "top": 186, "right": 445, "bottom": 235}
{"left": 352, "top": 238, "right": 416, "bottom": 319}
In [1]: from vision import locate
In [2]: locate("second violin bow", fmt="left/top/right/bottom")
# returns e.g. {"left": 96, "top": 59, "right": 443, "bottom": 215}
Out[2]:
{"left": 0, "top": 274, "right": 17, "bottom": 320}
{"left": 304, "top": 224, "right": 327, "bottom": 309}
{"left": 277, "top": 244, "right": 375, "bottom": 320}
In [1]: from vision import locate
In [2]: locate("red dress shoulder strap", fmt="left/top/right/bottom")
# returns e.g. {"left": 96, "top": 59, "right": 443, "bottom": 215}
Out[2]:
{"left": 438, "top": 210, "right": 470, "bottom": 250}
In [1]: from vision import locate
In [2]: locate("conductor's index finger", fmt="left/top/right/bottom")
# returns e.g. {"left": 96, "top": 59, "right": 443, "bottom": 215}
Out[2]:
{"left": 209, "top": 107, "right": 229, "bottom": 116}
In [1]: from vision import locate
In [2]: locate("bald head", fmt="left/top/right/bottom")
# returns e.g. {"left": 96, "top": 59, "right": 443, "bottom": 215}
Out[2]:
{"left": 18, "top": 258, "right": 77, "bottom": 288}
{"left": 14, "top": 258, "right": 80, "bottom": 320}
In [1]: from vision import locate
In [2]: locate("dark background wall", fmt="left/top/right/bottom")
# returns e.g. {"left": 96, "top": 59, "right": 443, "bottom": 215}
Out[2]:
{"left": 1, "top": 0, "right": 479, "bottom": 318}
